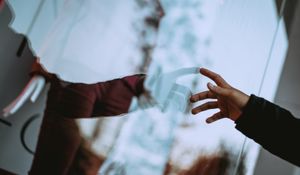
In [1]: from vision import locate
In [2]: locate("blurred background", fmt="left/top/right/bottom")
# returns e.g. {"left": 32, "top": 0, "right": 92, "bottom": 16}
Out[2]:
{"left": 0, "top": 0, "right": 300, "bottom": 174}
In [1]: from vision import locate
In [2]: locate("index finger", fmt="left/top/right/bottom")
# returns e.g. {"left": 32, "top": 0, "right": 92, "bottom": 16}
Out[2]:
{"left": 190, "top": 90, "right": 216, "bottom": 103}
{"left": 200, "top": 68, "right": 230, "bottom": 87}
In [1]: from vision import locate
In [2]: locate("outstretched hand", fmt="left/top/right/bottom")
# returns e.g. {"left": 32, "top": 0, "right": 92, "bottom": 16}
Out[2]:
{"left": 190, "top": 68, "right": 250, "bottom": 123}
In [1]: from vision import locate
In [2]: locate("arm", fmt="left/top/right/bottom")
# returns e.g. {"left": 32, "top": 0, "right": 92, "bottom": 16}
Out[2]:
{"left": 92, "top": 74, "right": 147, "bottom": 117}
{"left": 97, "top": 67, "right": 200, "bottom": 116}
{"left": 190, "top": 68, "right": 300, "bottom": 166}
{"left": 235, "top": 95, "right": 300, "bottom": 166}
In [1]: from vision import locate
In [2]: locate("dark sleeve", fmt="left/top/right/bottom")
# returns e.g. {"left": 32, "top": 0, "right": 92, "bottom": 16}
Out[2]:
{"left": 235, "top": 94, "right": 300, "bottom": 166}
{"left": 91, "top": 74, "right": 146, "bottom": 117}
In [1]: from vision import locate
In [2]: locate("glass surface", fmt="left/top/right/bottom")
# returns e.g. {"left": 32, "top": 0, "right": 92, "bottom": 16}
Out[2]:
{"left": 1, "top": 0, "right": 289, "bottom": 174}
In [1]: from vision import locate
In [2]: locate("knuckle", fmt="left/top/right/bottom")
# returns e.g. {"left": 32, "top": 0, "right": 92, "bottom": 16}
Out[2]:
{"left": 190, "top": 97, "right": 196, "bottom": 102}
{"left": 214, "top": 74, "right": 222, "bottom": 80}
{"left": 228, "top": 89, "right": 236, "bottom": 97}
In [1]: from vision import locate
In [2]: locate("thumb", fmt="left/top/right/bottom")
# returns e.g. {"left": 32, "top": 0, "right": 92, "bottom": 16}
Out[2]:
{"left": 207, "top": 82, "right": 229, "bottom": 97}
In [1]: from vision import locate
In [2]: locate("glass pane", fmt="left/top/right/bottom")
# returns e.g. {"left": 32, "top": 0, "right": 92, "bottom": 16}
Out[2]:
{"left": 0, "top": 0, "right": 289, "bottom": 174}
{"left": 236, "top": 0, "right": 289, "bottom": 174}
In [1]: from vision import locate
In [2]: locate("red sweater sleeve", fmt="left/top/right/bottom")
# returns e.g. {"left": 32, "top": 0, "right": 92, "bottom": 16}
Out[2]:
{"left": 91, "top": 75, "right": 146, "bottom": 117}
{"left": 44, "top": 74, "right": 146, "bottom": 118}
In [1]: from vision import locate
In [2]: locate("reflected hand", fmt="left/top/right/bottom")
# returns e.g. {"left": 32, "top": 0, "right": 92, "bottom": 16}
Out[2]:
{"left": 145, "top": 67, "right": 199, "bottom": 112}
{"left": 2, "top": 75, "right": 46, "bottom": 117}
{"left": 129, "top": 89, "right": 157, "bottom": 112}
{"left": 190, "top": 68, "right": 250, "bottom": 123}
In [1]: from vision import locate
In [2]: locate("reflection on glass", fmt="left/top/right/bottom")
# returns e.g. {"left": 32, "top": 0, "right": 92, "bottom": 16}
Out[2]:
{"left": 2, "top": 0, "right": 289, "bottom": 174}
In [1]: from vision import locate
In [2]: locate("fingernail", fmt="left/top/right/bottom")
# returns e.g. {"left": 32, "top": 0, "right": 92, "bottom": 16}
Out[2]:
{"left": 199, "top": 68, "right": 205, "bottom": 74}
{"left": 191, "top": 109, "right": 198, "bottom": 115}
{"left": 190, "top": 97, "right": 195, "bottom": 102}
{"left": 206, "top": 118, "right": 213, "bottom": 123}
{"left": 208, "top": 83, "right": 215, "bottom": 89}
{"left": 191, "top": 110, "right": 196, "bottom": 115}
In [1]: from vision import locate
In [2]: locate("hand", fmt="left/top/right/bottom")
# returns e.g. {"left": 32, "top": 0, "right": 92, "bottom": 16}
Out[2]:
{"left": 128, "top": 90, "right": 157, "bottom": 112}
{"left": 190, "top": 68, "right": 250, "bottom": 123}
{"left": 144, "top": 67, "right": 200, "bottom": 112}
{"left": 2, "top": 75, "right": 46, "bottom": 117}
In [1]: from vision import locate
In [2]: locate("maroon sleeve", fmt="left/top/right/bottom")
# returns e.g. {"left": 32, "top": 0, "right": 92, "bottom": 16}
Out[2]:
{"left": 92, "top": 74, "right": 146, "bottom": 117}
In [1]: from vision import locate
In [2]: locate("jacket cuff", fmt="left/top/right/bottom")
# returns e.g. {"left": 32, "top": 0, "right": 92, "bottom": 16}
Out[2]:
{"left": 235, "top": 94, "right": 265, "bottom": 134}
{"left": 122, "top": 74, "right": 146, "bottom": 96}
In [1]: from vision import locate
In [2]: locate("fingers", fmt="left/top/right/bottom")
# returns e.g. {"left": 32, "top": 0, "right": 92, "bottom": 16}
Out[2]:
{"left": 30, "top": 76, "right": 46, "bottom": 102}
{"left": 191, "top": 101, "right": 218, "bottom": 115}
{"left": 9, "top": 82, "right": 36, "bottom": 115}
{"left": 207, "top": 83, "right": 231, "bottom": 97}
{"left": 3, "top": 79, "right": 37, "bottom": 117}
{"left": 190, "top": 90, "right": 216, "bottom": 103}
{"left": 200, "top": 68, "right": 230, "bottom": 87}
{"left": 206, "top": 112, "right": 224, "bottom": 123}
{"left": 3, "top": 101, "right": 17, "bottom": 117}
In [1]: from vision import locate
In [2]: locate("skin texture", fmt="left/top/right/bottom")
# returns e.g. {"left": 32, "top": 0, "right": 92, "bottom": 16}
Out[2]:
{"left": 190, "top": 68, "right": 250, "bottom": 123}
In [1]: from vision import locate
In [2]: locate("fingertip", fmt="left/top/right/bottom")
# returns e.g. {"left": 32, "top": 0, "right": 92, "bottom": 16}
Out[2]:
{"left": 191, "top": 109, "right": 199, "bottom": 115}
{"left": 207, "top": 82, "right": 215, "bottom": 90}
{"left": 206, "top": 118, "right": 213, "bottom": 124}
{"left": 190, "top": 96, "right": 196, "bottom": 103}
{"left": 199, "top": 67, "right": 206, "bottom": 74}
{"left": 191, "top": 110, "right": 196, "bottom": 115}
{"left": 3, "top": 112, "right": 10, "bottom": 118}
